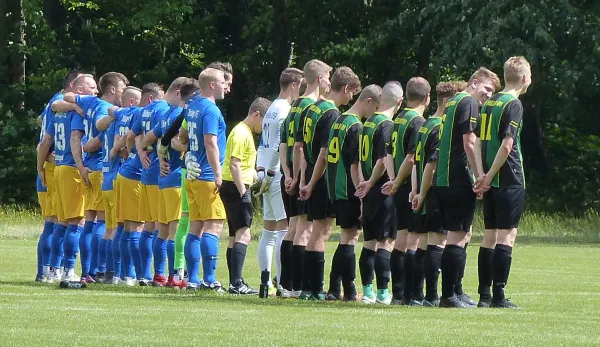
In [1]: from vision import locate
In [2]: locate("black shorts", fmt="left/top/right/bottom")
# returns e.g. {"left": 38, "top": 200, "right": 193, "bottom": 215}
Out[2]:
{"left": 362, "top": 184, "right": 397, "bottom": 242}
{"left": 435, "top": 186, "right": 476, "bottom": 232}
{"left": 416, "top": 188, "right": 445, "bottom": 234}
{"left": 307, "top": 176, "right": 335, "bottom": 221}
{"left": 483, "top": 187, "right": 526, "bottom": 229}
{"left": 394, "top": 183, "right": 416, "bottom": 232}
{"left": 281, "top": 174, "right": 306, "bottom": 218}
{"left": 220, "top": 181, "right": 253, "bottom": 237}
{"left": 334, "top": 197, "right": 361, "bottom": 230}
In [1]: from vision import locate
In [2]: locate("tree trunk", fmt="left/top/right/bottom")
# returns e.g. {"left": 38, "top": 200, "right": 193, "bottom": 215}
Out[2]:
{"left": 271, "top": 0, "right": 292, "bottom": 93}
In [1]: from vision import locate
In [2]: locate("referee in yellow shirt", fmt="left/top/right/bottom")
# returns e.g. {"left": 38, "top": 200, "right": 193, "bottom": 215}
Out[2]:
{"left": 222, "top": 97, "right": 272, "bottom": 295}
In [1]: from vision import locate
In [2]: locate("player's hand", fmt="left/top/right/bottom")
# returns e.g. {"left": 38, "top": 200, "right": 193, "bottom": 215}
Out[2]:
{"left": 381, "top": 180, "right": 398, "bottom": 196}
{"left": 284, "top": 176, "right": 293, "bottom": 191}
{"left": 476, "top": 191, "right": 484, "bottom": 200}
{"left": 286, "top": 179, "right": 298, "bottom": 195}
{"left": 409, "top": 190, "right": 417, "bottom": 203}
{"left": 159, "top": 159, "right": 171, "bottom": 177}
{"left": 358, "top": 200, "right": 364, "bottom": 222}
{"left": 412, "top": 193, "right": 425, "bottom": 211}
{"left": 38, "top": 169, "right": 46, "bottom": 187}
{"left": 77, "top": 165, "right": 92, "bottom": 186}
{"left": 253, "top": 175, "right": 273, "bottom": 198}
{"left": 299, "top": 183, "right": 313, "bottom": 201}
{"left": 118, "top": 147, "right": 129, "bottom": 159}
{"left": 214, "top": 174, "right": 222, "bottom": 193}
{"left": 157, "top": 142, "right": 170, "bottom": 161}
{"left": 139, "top": 150, "right": 151, "bottom": 169}
{"left": 239, "top": 185, "right": 247, "bottom": 198}
{"left": 355, "top": 180, "right": 373, "bottom": 199}
{"left": 109, "top": 147, "right": 119, "bottom": 161}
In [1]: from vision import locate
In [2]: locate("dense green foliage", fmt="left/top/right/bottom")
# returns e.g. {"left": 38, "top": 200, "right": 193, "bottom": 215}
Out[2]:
{"left": 0, "top": 0, "right": 599, "bottom": 213}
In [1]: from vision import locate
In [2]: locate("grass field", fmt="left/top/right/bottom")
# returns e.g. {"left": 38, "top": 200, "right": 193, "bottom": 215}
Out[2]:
{"left": 1, "top": 208, "right": 600, "bottom": 346}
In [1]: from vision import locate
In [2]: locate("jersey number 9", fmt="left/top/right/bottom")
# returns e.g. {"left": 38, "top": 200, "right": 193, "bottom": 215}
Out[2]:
{"left": 327, "top": 137, "right": 340, "bottom": 164}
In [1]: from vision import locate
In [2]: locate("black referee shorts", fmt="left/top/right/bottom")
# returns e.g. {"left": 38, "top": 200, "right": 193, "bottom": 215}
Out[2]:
{"left": 307, "top": 177, "right": 335, "bottom": 221}
{"left": 395, "top": 183, "right": 417, "bottom": 232}
{"left": 435, "top": 186, "right": 476, "bottom": 233}
{"left": 334, "top": 196, "right": 361, "bottom": 230}
{"left": 362, "top": 184, "right": 397, "bottom": 242}
{"left": 483, "top": 186, "right": 526, "bottom": 229}
{"left": 220, "top": 181, "right": 253, "bottom": 237}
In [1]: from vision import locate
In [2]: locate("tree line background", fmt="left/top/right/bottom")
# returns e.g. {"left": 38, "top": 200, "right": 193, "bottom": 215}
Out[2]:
{"left": 0, "top": 0, "right": 598, "bottom": 214}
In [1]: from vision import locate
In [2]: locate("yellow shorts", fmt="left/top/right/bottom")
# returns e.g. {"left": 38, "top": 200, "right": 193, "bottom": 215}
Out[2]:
{"left": 139, "top": 184, "right": 159, "bottom": 222}
{"left": 116, "top": 174, "right": 141, "bottom": 223}
{"left": 158, "top": 187, "right": 182, "bottom": 224}
{"left": 84, "top": 170, "right": 105, "bottom": 211}
{"left": 38, "top": 162, "right": 57, "bottom": 218}
{"left": 102, "top": 190, "right": 117, "bottom": 230}
{"left": 186, "top": 179, "right": 225, "bottom": 222}
{"left": 54, "top": 165, "right": 85, "bottom": 222}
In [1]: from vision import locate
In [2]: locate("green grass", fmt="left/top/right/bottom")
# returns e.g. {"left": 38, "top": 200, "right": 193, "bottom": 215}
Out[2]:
{"left": 1, "top": 238, "right": 600, "bottom": 346}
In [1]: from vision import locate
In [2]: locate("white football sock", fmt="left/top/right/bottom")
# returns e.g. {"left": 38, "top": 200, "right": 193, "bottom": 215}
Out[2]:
{"left": 275, "top": 230, "right": 287, "bottom": 286}
{"left": 257, "top": 230, "right": 277, "bottom": 285}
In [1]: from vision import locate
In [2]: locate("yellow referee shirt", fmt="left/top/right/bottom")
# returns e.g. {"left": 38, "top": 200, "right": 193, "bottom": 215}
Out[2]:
{"left": 223, "top": 122, "right": 256, "bottom": 185}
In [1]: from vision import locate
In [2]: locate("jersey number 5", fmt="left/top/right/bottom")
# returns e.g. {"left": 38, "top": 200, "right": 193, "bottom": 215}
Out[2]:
{"left": 303, "top": 118, "right": 313, "bottom": 143}
{"left": 189, "top": 122, "right": 199, "bottom": 151}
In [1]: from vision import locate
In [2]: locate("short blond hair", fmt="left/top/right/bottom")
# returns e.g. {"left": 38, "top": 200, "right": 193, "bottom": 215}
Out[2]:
{"left": 357, "top": 84, "right": 382, "bottom": 104}
{"left": 303, "top": 59, "right": 332, "bottom": 85}
{"left": 468, "top": 67, "right": 501, "bottom": 91}
{"left": 504, "top": 56, "right": 531, "bottom": 84}
{"left": 330, "top": 67, "right": 361, "bottom": 93}
{"left": 198, "top": 68, "right": 225, "bottom": 89}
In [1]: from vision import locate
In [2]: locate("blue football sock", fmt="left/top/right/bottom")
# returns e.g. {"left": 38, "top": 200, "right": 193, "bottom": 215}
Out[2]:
{"left": 40, "top": 221, "right": 54, "bottom": 271}
{"left": 201, "top": 232, "right": 219, "bottom": 284}
{"left": 120, "top": 230, "right": 135, "bottom": 278}
{"left": 90, "top": 220, "right": 106, "bottom": 275}
{"left": 167, "top": 240, "right": 175, "bottom": 277}
{"left": 140, "top": 230, "right": 154, "bottom": 280}
{"left": 113, "top": 225, "right": 123, "bottom": 278}
{"left": 79, "top": 220, "right": 95, "bottom": 277}
{"left": 184, "top": 233, "right": 201, "bottom": 285}
{"left": 98, "top": 238, "right": 108, "bottom": 273}
{"left": 152, "top": 229, "right": 158, "bottom": 248}
{"left": 50, "top": 224, "right": 67, "bottom": 268}
{"left": 63, "top": 224, "right": 81, "bottom": 269}
{"left": 129, "top": 231, "right": 143, "bottom": 280}
{"left": 153, "top": 237, "right": 167, "bottom": 276}
{"left": 105, "top": 239, "right": 114, "bottom": 272}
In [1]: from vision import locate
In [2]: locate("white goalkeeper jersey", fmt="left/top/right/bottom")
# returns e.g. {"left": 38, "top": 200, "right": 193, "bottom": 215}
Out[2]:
{"left": 256, "top": 98, "right": 291, "bottom": 177}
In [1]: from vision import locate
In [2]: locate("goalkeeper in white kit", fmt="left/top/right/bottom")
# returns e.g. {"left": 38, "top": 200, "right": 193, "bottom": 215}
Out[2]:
{"left": 254, "top": 68, "right": 305, "bottom": 293}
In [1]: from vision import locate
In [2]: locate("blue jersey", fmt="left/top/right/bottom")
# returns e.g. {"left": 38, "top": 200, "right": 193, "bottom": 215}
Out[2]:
{"left": 186, "top": 97, "right": 226, "bottom": 182}
{"left": 39, "top": 92, "right": 63, "bottom": 149}
{"left": 153, "top": 105, "right": 184, "bottom": 189}
{"left": 75, "top": 95, "right": 112, "bottom": 171}
{"left": 132, "top": 100, "right": 170, "bottom": 185}
{"left": 118, "top": 107, "right": 143, "bottom": 181}
{"left": 100, "top": 110, "right": 122, "bottom": 191}
{"left": 47, "top": 111, "right": 86, "bottom": 167}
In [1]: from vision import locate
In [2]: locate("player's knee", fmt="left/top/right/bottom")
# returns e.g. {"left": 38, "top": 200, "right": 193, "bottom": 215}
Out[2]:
{"left": 235, "top": 228, "right": 251, "bottom": 244}
{"left": 481, "top": 229, "right": 497, "bottom": 248}
{"left": 340, "top": 229, "right": 359, "bottom": 245}
{"left": 497, "top": 228, "right": 517, "bottom": 247}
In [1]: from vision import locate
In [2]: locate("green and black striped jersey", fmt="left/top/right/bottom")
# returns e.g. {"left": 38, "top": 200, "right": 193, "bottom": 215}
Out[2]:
{"left": 326, "top": 113, "right": 362, "bottom": 201}
{"left": 479, "top": 92, "right": 525, "bottom": 188}
{"left": 281, "top": 96, "right": 316, "bottom": 174}
{"left": 414, "top": 116, "right": 442, "bottom": 215}
{"left": 434, "top": 91, "right": 480, "bottom": 187}
{"left": 295, "top": 99, "right": 340, "bottom": 166}
{"left": 360, "top": 112, "right": 393, "bottom": 184}
{"left": 387, "top": 108, "right": 425, "bottom": 174}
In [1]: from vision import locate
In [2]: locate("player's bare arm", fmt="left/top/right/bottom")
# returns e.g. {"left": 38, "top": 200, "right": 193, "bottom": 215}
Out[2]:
{"left": 71, "top": 129, "right": 91, "bottom": 186}
{"left": 36, "top": 134, "right": 53, "bottom": 186}
{"left": 480, "top": 136, "right": 514, "bottom": 192}
{"left": 125, "top": 130, "right": 136, "bottom": 152}
{"left": 52, "top": 100, "right": 82, "bottom": 115}
{"left": 300, "top": 147, "right": 327, "bottom": 200}
{"left": 204, "top": 134, "right": 222, "bottom": 191}
{"left": 355, "top": 159, "right": 385, "bottom": 198}
{"left": 83, "top": 135, "right": 102, "bottom": 153}
{"left": 96, "top": 106, "right": 117, "bottom": 131}
{"left": 229, "top": 156, "right": 246, "bottom": 197}
{"left": 463, "top": 132, "right": 482, "bottom": 178}
{"left": 141, "top": 130, "right": 158, "bottom": 149}
{"left": 413, "top": 160, "right": 436, "bottom": 211}
{"left": 135, "top": 134, "right": 151, "bottom": 169}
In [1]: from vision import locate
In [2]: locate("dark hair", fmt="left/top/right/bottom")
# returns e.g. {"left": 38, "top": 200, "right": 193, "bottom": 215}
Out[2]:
{"left": 63, "top": 70, "right": 83, "bottom": 90}
{"left": 330, "top": 67, "right": 361, "bottom": 93}
{"left": 207, "top": 62, "right": 233, "bottom": 76}
{"left": 406, "top": 77, "right": 431, "bottom": 103}
{"left": 180, "top": 79, "right": 201, "bottom": 100}
{"left": 279, "top": 68, "right": 304, "bottom": 89}
{"left": 141, "top": 83, "right": 163, "bottom": 97}
{"left": 98, "top": 72, "right": 129, "bottom": 95}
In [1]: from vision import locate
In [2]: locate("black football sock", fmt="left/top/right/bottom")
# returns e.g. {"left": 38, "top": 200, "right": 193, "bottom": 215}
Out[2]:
{"left": 374, "top": 249, "right": 392, "bottom": 290}
{"left": 280, "top": 240, "right": 294, "bottom": 290}
{"left": 359, "top": 247, "right": 376, "bottom": 286}
{"left": 390, "top": 249, "right": 406, "bottom": 300}
{"left": 328, "top": 245, "right": 343, "bottom": 295}
{"left": 424, "top": 245, "right": 443, "bottom": 301}
{"left": 340, "top": 245, "right": 356, "bottom": 299}
{"left": 292, "top": 245, "right": 306, "bottom": 291}
{"left": 231, "top": 242, "right": 247, "bottom": 286}
{"left": 478, "top": 246, "right": 495, "bottom": 301}
{"left": 404, "top": 250, "right": 415, "bottom": 301}
{"left": 455, "top": 243, "right": 468, "bottom": 296}
{"left": 314, "top": 251, "right": 325, "bottom": 293}
{"left": 226, "top": 247, "right": 232, "bottom": 284}
{"left": 441, "top": 245, "right": 463, "bottom": 299}
{"left": 303, "top": 250, "right": 315, "bottom": 292}
{"left": 413, "top": 248, "right": 426, "bottom": 301}
{"left": 492, "top": 244, "right": 513, "bottom": 302}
